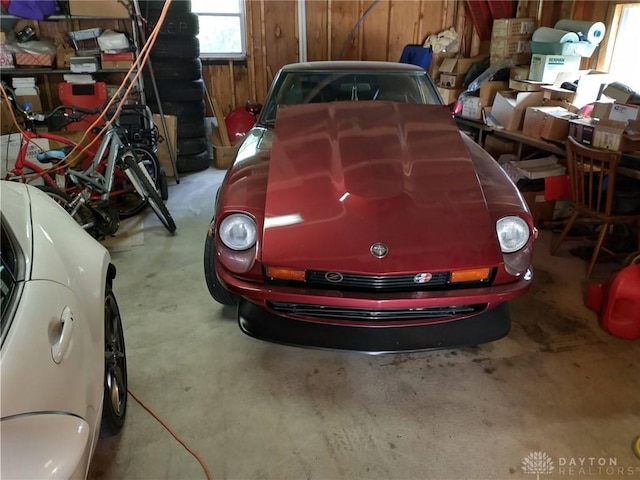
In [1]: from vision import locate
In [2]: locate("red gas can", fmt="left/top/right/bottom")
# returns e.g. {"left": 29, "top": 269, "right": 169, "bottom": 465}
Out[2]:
{"left": 599, "top": 265, "right": 640, "bottom": 340}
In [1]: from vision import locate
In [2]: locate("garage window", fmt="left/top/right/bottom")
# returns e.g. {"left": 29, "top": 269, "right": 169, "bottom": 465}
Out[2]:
{"left": 192, "top": 0, "right": 246, "bottom": 59}
{"left": 603, "top": 3, "right": 640, "bottom": 91}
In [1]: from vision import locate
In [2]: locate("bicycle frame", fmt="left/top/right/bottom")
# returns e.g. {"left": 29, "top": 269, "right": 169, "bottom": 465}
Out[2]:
{"left": 6, "top": 127, "right": 132, "bottom": 203}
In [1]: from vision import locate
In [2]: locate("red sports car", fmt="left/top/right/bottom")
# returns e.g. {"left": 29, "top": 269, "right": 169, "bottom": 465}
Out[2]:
{"left": 204, "top": 61, "right": 535, "bottom": 353}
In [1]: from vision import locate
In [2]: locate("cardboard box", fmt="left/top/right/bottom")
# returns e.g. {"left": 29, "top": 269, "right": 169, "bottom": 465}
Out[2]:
{"left": 553, "top": 70, "right": 612, "bottom": 109}
{"left": 437, "top": 87, "right": 462, "bottom": 105}
{"left": 483, "top": 135, "right": 515, "bottom": 158}
{"left": 490, "top": 52, "right": 532, "bottom": 67}
{"left": 491, "top": 90, "right": 544, "bottom": 131}
{"left": 541, "top": 85, "right": 575, "bottom": 103}
{"left": 0, "top": 133, "right": 51, "bottom": 181}
{"left": 492, "top": 18, "right": 536, "bottom": 38}
{"left": 593, "top": 119, "right": 640, "bottom": 152}
{"left": 603, "top": 83, "right": 636, "bottom": 103}
{"left": 460, "top": 96, "right": 482, "bottom": 120}
{"left": 211, "top": 127, "right": 239, "bottom": 169}
{"left": 529, "top": 54, "right": 581, "bottom": 83}
{"left": 15, "top": 94, "right": 42, "bottom": 114}
{"left": 70, "top": 56, "right": 99, "bottom": 73}
{"left": 1, "top": 100, "right": 15, "bottom": 135}
{"left": 522, "top": 191, "right": 556, "bottom": 227}
{"left": 591, "top": 102, "right": 639, "bottom": 123}
{"left": 522, "top": 106, "right": 578, "bottom": 141}
{"left": 439, "top": 73, "right": 465, "bottom": 88}
{"left": 569, "top": 118, "right": 596, "bottom": 146}
{"left": 100, "top": 51, "right": 134, "bottom": 70}
{"left": 479, "top": 81, "right": 508, "bottom": 107}
{"left": 510, "top": 65, "right": 530, "bottom": 81}
{"left": 68, "top": 0, "right": 130, "bottom": 18}
{"left": 14, "top": 53, "right": 55, "bottom": 67}
{"left": 439, "top": 55, "right": 488, "bottom": 75}
{"left": 509, "top": 79, "right": 548, "bottom": 92}
{"left": 152, "top": 113, "right": 177, "bottom": 177}
{"left": 490, "top": 38, "right": 531, "bottom": 57}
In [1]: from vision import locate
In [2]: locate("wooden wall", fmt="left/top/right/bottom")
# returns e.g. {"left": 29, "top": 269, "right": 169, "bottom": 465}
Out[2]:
{"left": 11, "top": 1, "right": 628, "bottom": 116}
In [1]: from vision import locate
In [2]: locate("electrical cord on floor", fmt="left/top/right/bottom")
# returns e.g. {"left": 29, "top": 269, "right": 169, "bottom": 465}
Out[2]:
{"left": 127, "top": 388, "right": 215, "bottom": 480}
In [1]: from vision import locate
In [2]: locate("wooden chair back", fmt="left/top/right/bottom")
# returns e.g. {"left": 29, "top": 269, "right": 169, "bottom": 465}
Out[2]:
{"left": 565, "top": 136, "right": 622, "bottom": 216}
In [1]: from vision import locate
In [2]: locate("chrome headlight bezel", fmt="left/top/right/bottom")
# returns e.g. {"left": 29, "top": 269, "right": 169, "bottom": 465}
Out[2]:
{"left": 496, "top": 216, "right": 530, "bottom": 253}
{"left": 218, "top": 213, "right": 257, "bottom": 251}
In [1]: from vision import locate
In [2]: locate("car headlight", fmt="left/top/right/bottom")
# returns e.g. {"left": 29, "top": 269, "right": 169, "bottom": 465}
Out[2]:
{"left": 496, "top": 216, "right": 530, "bottom": 253}
{"left": 219, "top": 213, "right": 257, "bottom": 251}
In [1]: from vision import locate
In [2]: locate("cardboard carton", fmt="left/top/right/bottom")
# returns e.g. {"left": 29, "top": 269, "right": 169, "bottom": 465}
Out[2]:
{"left": 490, "top": 52, "right": 531, "bottom": 67}
{"left": 439, "top": 55, "right": 488, "bottom": 75}
{"left": 211, "top": 126, "right": 240, "bottom": 169}
{"left": 490, "top": 38, "right": 531, "bottom": 57}
{"left": 529, "top": 54, "right": 581, "bottom": 83}
{"left": 541, "top": 85, "right": 576, "bottom": 103}
{"left": 593, "top": 119, "right": 640, "bottom": 152}
{"left": 68, "top": 0, "right": 130, "bottom": 18}
{"left": 14, "top": 53, "right": 55, "bottom": 67}
{"left": 591, "top": 102, "right": 639, "bottom": 123}
{"left": 492, "top": 18, "right": 536, "bottom": 38}
{"left": 510, "top": 65, "right": 530, "bottom": 81}
{"left": 101, "top": 51, "right": 134, "bottom": 70}
{"left": 460, "top": 96, "right": 482, "bottom": 120}
{"left": 479, "top": 81, "right": 508, "bottom": 107}
{"left": 522, "top": 191, "right": 556, "bottom": 227}
{"left": 509, "top": 79, "right": 548, "bottom": 92}
{"left": 522, "top": 106, "right": 578, "bottom": 141}
{"left": 437, "top": 87, "right": 462, "bottom": 105}
{"left": 439, "top": 73, "right": 465, "bottom": 88}
{"left": 569, "top": 118, "right": 597, "bottom": 146}
{"left": 491, "top": 90, "right": 544, "bottom": 131}
{"left": 603, "top": 83, "right": 636, "bottom": 103}
{"left": 552, "top": 70, "right": 612, "bottom": 108}
{"left": 152, "top": 114, "right": 177, "bottom": 177}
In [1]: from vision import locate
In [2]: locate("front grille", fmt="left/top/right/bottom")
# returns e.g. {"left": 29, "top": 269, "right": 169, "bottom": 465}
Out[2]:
{"left": 268, "top": 301, "right": 486, "bottom": 321}
{"left": 305, "top": 271, "right": 451, "bottom": 291}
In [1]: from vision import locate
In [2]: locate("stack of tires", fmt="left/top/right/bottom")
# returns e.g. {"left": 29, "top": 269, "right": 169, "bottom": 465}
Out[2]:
{"left": 141, "top": 0, "right": 210, "bottom": 173}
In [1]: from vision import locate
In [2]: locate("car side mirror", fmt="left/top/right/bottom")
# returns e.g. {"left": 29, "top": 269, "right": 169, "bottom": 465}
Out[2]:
{"left": 246, "top": 101, "right": 262, "bottom": 116}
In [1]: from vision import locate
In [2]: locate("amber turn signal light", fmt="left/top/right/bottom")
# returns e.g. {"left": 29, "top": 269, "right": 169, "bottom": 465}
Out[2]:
{"left": 265, "top": 266, "right": 306, "bottom": 281}
{"left": 450, "top": 268, "right": 491, "bottom": 283}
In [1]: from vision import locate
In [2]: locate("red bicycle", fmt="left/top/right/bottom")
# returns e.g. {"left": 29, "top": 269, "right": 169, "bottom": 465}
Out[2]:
{"left": 3, "top": 84, "right": 174, "bottom": 237}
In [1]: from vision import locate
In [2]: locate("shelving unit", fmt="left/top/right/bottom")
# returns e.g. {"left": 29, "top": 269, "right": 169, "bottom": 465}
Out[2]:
{"left": 1, "top": 0, "right": 179, "bottom": 179}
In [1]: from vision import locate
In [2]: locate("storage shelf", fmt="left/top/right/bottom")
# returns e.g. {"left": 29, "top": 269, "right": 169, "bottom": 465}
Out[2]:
{"left": 1, "top": 68, "right": 132, "bottom": 76}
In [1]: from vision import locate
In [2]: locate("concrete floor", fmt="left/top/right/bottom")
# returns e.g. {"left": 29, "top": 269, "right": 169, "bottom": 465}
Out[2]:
{"left": 89, "top": 167, "right": 640, "bottom": 480}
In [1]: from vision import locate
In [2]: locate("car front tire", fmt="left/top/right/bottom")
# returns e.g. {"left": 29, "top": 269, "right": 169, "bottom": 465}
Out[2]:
{"left": 204, "top": 229, "right": 239, "bottom": 307}
{"left": 100, "top": 284, "right": 128, "bottom": 438}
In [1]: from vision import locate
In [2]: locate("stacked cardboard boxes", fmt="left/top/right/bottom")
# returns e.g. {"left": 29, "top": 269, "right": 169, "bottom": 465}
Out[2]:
{"left": 436, "top": 56, "right": 487, "bottom": 105}
{"left": 490, "top": 17, "right": 535, "bottom": 66}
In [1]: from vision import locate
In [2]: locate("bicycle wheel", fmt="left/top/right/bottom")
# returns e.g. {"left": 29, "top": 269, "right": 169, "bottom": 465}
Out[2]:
{"left": 122, "top": 151, "right": 176, "bottom": 233}
{"left": 111, "top": 146, "right": 160, "bottom": 219}
{"left": 36, "top": 185, "right": 96, "bottom": 233}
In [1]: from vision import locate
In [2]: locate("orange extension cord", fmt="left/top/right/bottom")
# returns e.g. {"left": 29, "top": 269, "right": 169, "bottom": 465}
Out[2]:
{"left": 0, "top": 0, "right": 167, "bottom": 177}
{"left": 128, "top": 388, "right": 215, "bottom": 480}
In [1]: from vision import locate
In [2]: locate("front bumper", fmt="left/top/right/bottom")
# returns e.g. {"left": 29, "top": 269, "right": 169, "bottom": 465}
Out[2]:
{"left": 239, "top": 300, "right": 511, "bottom": 353}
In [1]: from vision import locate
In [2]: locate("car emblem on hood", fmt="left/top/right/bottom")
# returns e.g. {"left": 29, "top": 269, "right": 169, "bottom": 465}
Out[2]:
{"left": 370, "top": 243, "right": 388, "bottom": 259}
{"left": 325, "top": 272, "right": 343, "bottom": 283}
{"left": 414, "top": 273, "right": 433, "bottom": 283}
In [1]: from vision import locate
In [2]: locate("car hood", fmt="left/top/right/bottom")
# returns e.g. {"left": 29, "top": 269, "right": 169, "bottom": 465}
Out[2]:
{"left": 261, "top": 102, "right": 503, "bottom": 273}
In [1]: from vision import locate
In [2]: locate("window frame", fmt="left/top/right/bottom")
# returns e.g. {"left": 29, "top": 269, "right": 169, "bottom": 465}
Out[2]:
{"left": 598, "top": 2, "right": 640, "bottom": 90}
{"left": 192, "top": 0, "right": 247, "bottom": 60}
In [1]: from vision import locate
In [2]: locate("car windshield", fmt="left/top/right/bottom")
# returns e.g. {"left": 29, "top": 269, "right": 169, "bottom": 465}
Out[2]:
{"left": 260, "top": 70, "right": 440, "bottom": 125}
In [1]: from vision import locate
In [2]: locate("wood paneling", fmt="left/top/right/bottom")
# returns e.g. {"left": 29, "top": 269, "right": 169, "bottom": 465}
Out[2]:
{"left": 26, "top": 1, "right": 627, "bottom": 117}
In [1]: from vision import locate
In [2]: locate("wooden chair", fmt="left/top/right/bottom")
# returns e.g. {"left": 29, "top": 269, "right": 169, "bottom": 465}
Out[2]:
{"left": 550, "top": 137, "right": 640, "bottom": 277}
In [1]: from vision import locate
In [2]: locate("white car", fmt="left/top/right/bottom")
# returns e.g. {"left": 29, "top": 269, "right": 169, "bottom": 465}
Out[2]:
{"left": 0, "top": 181, "right": 127, "bottom": 479}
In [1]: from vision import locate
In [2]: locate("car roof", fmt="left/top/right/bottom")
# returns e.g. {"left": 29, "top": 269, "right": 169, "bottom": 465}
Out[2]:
{"left": 279, "top": 61, "right": 426, "bottom": 73}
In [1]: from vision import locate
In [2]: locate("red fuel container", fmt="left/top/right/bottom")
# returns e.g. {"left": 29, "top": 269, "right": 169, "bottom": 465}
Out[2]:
{"left": 599, "top": 265, "right": 640, "bottom": 340}
{"left": 58, "top": 82, "right": 108, "bottom": 131}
